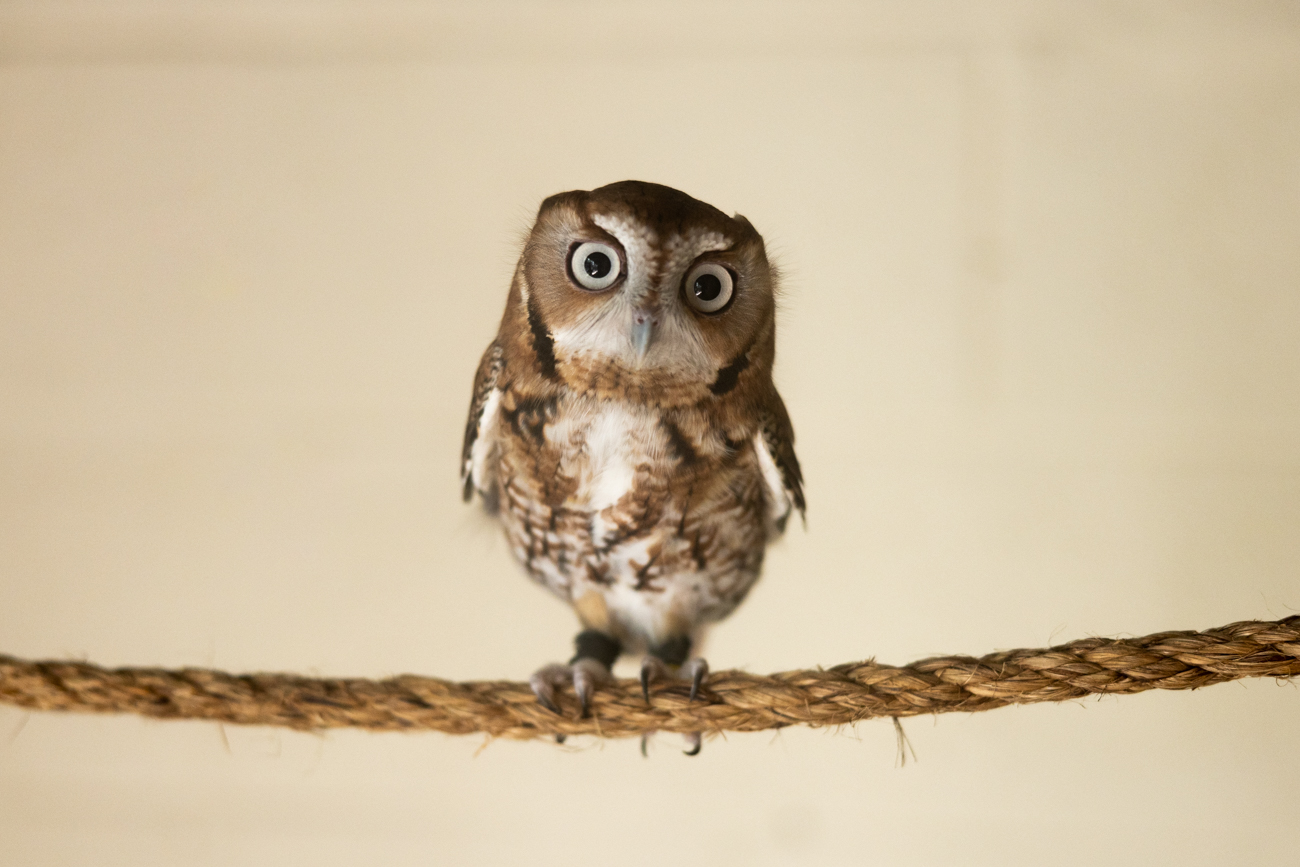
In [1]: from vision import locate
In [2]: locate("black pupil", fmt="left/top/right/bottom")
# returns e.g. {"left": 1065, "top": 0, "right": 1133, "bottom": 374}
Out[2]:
{"left": 693, "top": 273, "right": 723, "bottom": 302}
{"left": 583, "top": 252, "right": 612, "bottom": 280}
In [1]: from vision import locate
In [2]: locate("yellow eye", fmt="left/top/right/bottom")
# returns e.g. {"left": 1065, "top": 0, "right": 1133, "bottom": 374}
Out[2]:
{"left": 569, "top": 242, "right": 622, "bottom": 291}
{"left": 684, "top": 263, "right": 734, "bottom": 313}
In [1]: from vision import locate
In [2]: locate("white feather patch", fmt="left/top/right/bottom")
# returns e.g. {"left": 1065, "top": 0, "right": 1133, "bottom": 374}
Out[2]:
{"left": 580, "top": 403, "right": 640, "bottom": 512}
{"left": 467, "top": 388, "right": 502, "bottom": 492}
{"left": 752, "top": 431, "right": 791, "bottom": 530}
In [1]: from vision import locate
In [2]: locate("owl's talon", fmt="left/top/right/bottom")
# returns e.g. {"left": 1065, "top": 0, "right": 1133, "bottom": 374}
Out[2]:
{"left": 640, "top": 656, "right": 667, "bottom": 704}
{"left": 572, "top": 660, "right": 602, "bottom": 718}
{"left": 529, "top": 664, "right": 567, "bottom": 715}
{"left": 683, "top": 731, "right": 702, "bottom": 756}
{"left": 685, "top": 658, "right": 710, "bottom": 703}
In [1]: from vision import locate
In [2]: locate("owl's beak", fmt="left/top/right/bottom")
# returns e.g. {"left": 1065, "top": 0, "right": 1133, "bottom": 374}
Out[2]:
{"left": 630, "top": 309, "right": 659, "bottom": 360}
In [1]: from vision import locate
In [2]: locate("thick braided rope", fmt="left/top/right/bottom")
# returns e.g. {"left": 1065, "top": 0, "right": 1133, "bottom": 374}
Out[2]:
{"left": 2, "top": 616, "right": 1297, "bottom": 739}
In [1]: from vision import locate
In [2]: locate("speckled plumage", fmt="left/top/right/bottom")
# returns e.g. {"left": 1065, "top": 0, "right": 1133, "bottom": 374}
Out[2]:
{"left": 462, "top": 181, "right": 803, "bottom": 683}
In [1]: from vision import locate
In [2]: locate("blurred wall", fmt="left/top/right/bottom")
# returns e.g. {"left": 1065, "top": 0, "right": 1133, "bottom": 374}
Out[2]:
{"left": 1, "top": 2, "right": 1298, "bottom": 865}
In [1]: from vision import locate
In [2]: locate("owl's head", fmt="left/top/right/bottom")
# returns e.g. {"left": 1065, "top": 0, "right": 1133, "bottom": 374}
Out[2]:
{"left": 507, "top": 181, "right": 778, "bottom": 400}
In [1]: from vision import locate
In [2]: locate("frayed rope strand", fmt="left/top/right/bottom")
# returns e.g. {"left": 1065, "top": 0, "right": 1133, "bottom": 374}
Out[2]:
{"left": 2, "top": 616, "right": 1297, "bottom": 740}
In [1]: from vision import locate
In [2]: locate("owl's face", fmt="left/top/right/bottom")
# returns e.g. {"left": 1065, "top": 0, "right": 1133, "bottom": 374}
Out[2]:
{"left": 517, "top": 181, "right": 776, "bottom": 384}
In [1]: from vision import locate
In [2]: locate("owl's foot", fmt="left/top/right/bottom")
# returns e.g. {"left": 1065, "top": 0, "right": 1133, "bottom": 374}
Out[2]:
{"left": 530, "top": 629, "right": 622, "bottom": 719}
{"left": 639, "top": 656, "right": 710, "bottom": 703}
{"left": 530, "top": 659, "right": 610, "bottom": 718}
{"left": 639, "top": 637, "right": 709, "bottom": 757}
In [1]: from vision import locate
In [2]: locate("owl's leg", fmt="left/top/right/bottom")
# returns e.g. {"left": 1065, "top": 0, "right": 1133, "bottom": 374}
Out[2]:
{"left": 639, "top": 636, "right": 709, "bottom": 756}
{"left": 530, "top": 629, "right": 622, "bottom": 719}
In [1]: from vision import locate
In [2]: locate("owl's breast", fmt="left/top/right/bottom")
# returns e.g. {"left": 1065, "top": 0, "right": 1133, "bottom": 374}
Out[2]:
{"left": 556, "top": 400, "right": 651, "bottom": 514}
{"left": 493, "top": 390, "right": 768, "bottom": 638}
{"left": 537, "top": 397, "right": 684, "bottom": 555}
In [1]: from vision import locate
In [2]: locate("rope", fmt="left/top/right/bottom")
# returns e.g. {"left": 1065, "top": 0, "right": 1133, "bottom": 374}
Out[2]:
{"left": 2, "top": 616, "right": 1297, "bottom": 740}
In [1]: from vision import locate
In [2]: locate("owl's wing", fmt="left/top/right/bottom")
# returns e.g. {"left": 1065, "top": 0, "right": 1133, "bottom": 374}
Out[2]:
{"left": 461, "top": 340, "right": 505, "bottom": 507}
{"left": 753, "top": 390, "right": 805, "bottom": 535}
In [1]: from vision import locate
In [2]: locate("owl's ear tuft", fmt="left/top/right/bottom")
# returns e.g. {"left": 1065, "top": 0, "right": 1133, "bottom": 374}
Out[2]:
{"left": 730, "top": 213, "right": 765, "bottom": 247}
{"left": 537, "top": 189, "right": 588, "bottom": 219}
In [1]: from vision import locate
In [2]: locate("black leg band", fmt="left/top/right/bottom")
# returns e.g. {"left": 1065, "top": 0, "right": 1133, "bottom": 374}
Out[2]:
{"left": 571, "top": 630, "right": 622, "bottom": 669}
{"left": 651, "top": 635, "right": 691, "bottom": 667}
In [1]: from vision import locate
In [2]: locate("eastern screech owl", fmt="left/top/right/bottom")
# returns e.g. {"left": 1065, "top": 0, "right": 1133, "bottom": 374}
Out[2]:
{"left": 461, "top": 181, "right": 803, "bottom": 752}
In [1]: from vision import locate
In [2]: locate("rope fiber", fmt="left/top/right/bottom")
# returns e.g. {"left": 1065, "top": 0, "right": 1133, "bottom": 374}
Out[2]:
{"left": 2, "top": 616, "right": 1297, "bottom": 740}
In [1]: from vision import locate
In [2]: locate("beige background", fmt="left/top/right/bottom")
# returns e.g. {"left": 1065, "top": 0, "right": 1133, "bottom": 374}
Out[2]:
{"left": 2, "top": 2, "right": 1299, "bottom": 865}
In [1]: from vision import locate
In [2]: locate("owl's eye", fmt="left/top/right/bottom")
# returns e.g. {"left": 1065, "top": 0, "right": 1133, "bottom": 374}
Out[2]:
{"left": 683, "top": 263, "right": 735, "bottom": 314}
{"left": 569, "top": 242, "right": 622, "bottom": 291}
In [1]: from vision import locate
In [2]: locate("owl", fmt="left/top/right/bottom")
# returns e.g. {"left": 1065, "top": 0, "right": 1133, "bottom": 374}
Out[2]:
{"left": 461, "top": 181, "right": 803, "bottom": 753}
